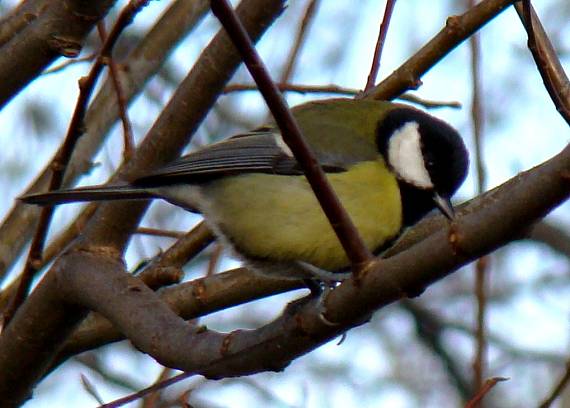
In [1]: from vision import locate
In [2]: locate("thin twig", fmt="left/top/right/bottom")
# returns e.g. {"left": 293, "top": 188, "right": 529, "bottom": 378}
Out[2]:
{"left": 3, "top": 0, "right": 152, "bottom": 326}
{"left": 81, "top": 374, "right": 105, "bottom": 405}
{"left": 0, "top": 203, "right": 98, "bottom": 312}
{"left": 515, "top": 1, "right": 570, "bottom": 126}
{"left": 100, "top": 371, "right": 196, "bottom": 408}
{"left": 363, "top": 0, "right": 519, "bottom": 100}
{"left": 467, "top": 0, "right": 488, "bottom": 394}
{"left": 364, "top": 0, "right": 397, "bottom": 91}
{"left": 464, "top": 377, "right": 508, "bottom": 408}
{"left": 75, "top": 353, "right": 140, "bottom": 392}
{"left": 508, "top": 11, "right": 570, "bottom": 404}
{"left": 135, "top": 227, "right": 186, "bottom": 239}
{"left": 224, "top": 82, "right": 359, "bottom": 95}
{"left": 43, "top": 53, "right": 97, "bottom": 75}
{"left": 397, "top": 93, "right": 462, "bottom": 109}
{"left": 279, "top": 0, "right": 320, "bottom": 83}
{"left": 206, "top": 243, "right": 223, "bottom": 276}
{"left": 210, "top": 0, "right": 374, "bottom": 274}
{"left": 0, "top": 0, "right": 209, "bottom": 284}
{"left": 224, "top": 83, "right": 462, "bottom": 109}
{"left": 401, "top": 301, "right": 473, "bottom": 400}
{"left": 142, "top": 367, "right": 173, "bottom": 408}
{"left": 97, "top": 22, "right": 135, "bottom": 162}
{"left": 473, "top": 257, "right": 488, "bottom": 392}
{"left": 539, "top": 359, "right": 570, "bottom": 408}
{"left": 0, "top": 1, "right": 285, "bottom": 404}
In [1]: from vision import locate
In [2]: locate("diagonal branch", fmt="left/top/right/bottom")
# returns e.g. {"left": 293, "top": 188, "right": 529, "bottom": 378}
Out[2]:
{"left": 211, "top": 0, "right": 373, "bottom": 273}
{"left": 78, "top": 0, "right": 285, "bottom": 252}
{"left": 539, "top": 358, "right": 570, "bottom": 408}
{"left": 3, "top": 0, "right": 153, "bottom": 330}
{"left": 364, "top": 0, "right": 397, "bottom": 91}
{"left": 401, "top": 300, "right": 473, "bottom": 400}
{"left": 0, "top": 0, "right": 117, "bottom": 109}
{"left": 324, "top": 144, "right": 570, "bottom": 323}
{"left": 54, "top": 267, "right": 302, "bottom": 369}
{"left": 279, "top": 0, "right": 320, "bottom": 84}
{"left": 515, "top": 2, "right": 570, "bottom": 125}
{"left": 363, "top": 0, "right": 518, "bottom": 100}
{"left": 466, "top": 0, "right": 488, "bottom": 392}
{"left": 3, "top": 1, "right": 567, "bottom": 406}
{"left": 0, "top": 1, "right": 286, "bottom": 405}
{"left": 96, "top": 21, "right": 136, "bottom": 162}
{"left": 56, "top": 142, "right": 570, "bottom": 385}
{"left": 0, "top": 0, "right": 210, "bottom": 285}
{"left": 528, "top": 221, "right": 570, "bottom": 258}
{"left": 0, "top": 0, "right": 46, "bottom": 48}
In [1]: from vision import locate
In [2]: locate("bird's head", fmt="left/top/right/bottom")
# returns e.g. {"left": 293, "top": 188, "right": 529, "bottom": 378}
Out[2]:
{"left": 377, "top": 107, "right": 469, "bottom": 225}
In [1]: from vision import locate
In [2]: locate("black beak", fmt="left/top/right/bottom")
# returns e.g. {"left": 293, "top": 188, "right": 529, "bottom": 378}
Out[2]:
{"left": 433, "top": 193, "right": 455, "bottom": 220}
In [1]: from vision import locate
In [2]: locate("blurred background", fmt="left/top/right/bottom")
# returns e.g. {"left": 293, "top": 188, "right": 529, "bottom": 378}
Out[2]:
{"left": 1, "top": 0, "right": 570, "bottom": 406}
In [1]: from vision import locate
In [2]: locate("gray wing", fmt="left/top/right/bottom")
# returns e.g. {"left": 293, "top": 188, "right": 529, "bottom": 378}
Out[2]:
{"left": 133, "top": 130, "right": 345, "bottom": 187}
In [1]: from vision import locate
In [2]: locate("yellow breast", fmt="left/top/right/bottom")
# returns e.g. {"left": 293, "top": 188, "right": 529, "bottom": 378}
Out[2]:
{"left": 203, "top": 159, "right": 402, "bottom": 271}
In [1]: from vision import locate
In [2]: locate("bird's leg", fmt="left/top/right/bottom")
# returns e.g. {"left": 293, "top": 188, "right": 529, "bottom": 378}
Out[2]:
{"left": 295, "top": 261, "right": 350, "bottom": 283}
{"left": 295, "top": 261, "right": 349, "bottom": 297}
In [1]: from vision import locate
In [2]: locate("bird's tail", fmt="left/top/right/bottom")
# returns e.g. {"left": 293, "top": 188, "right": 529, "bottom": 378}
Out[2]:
{"left": 19, "top": 184, "right": 156, "bottom": 206}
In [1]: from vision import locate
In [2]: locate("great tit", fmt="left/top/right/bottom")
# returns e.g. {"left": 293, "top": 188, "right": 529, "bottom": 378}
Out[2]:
{"left": 21, "top": 98, "right": 468, "bottom": 279}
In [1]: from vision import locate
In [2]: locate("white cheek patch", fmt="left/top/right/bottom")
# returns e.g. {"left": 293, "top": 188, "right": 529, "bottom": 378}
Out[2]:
{"left": 273, "top": 132, "right": 294, "bottom": 157}
{"left": 387, "top": 121, "right": 433, "bottom": 189}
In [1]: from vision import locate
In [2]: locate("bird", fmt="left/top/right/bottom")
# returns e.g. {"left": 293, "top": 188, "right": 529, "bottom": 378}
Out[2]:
{"left": 21, "top": 98, "right": 469, "bottom": 281}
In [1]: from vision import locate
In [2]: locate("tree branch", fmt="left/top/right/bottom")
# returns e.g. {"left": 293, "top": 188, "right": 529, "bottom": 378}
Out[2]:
{"left": 49, "top": 142, "right": 570, "bottom": 392}
{"left": 401, "top": 300, "right": 473, "bottom": 400}
{"left": 324, "top": 145, "right": 570, "bottom": 323}
{"left": 211, "top": 0, "right": 373, "bottom": 274}
{"left": 364, "top": 0, "right": 397, "bottom": 91}
{"left": 3, "top": 0, "right": 153, "bottom": 331}
{"left": 528, "top": 221, "right": 570, "bottom": 258}
{"left": 61, "top": 142, "right": 570, "bottom": 383}
{"left": 278, "top": 0, "right": 319, "bottom": 84}
{"left": 363, "top": 0, "right": 518, "bottom": 100}
{"left": 0, "top": 1, "right": 286, "bottom": 405}
{"left": 0, "top": 0, "right": 210, "bottom": 284}
{"left": 0, "top": 0, "right": 117, "bottom": 109}
{"left": 0, "top": 0, "right": 45, "bottom": 48}
{"left": 54, "top": 267, "right": 302, "bottom": 369}
{"left": 2, "top": 1, "right": 568, "bottom": 406}
{"left": 466, "top": 0, "right": 488, "bottom": 391}
{"left": 515, "top": 2, "right": 570, "bottom": 125}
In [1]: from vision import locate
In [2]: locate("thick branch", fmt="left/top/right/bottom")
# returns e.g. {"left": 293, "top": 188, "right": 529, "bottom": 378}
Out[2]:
{"left": 211, "top": 0, "right": 373, "bottom": 272}
{"left": 0, "top": 1, "right": 285, "bottom": 405}
{"left": 0, "top": 0, "right": 45, "bottom": 48}
{"left": 0, "top": 0, "right": 117, "bottom": 109}
{"left": 2, "top": 1, "right": 567, "bottom": 405}
{"left": 78, "top": 0, "right": 285, "bottom": 251}
{"left": 3, "top": 0, "right": 154, "bottom": 330}
{"left": 324, "top": 145, "right": 570, "bottom": 323}
{"left": 0, "top": 0, "right": 210, "bottom": 284}
{"left": 55, "top": 143, "right": 570, "bottom": 383}
{"left": 54, "top": 267, "right": 302, "bottom": 368}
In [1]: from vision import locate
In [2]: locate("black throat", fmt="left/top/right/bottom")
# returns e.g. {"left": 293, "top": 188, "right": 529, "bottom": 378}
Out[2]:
{"left": 397, "top": 181, "right": 438, "bottom": 226}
